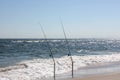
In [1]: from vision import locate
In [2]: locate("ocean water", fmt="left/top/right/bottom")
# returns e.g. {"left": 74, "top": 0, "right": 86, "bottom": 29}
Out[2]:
{"left": 0, "top": 39, "right": 120, "bottom": 80}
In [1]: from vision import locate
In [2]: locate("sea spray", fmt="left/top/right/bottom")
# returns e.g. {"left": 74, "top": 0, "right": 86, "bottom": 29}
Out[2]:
{"left": 1, "top": 39, "right": 120, "bottom": 79}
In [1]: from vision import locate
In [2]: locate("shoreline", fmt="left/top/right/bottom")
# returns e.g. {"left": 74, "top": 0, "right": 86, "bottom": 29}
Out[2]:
{"left": 69, "top": 72, "right": 120, "bottom": 80}
{"left": 1, "top": 55, "right": 120, "bottom": 80}
{"left": 53, "top": 62, "right": 120, "bottom": 80}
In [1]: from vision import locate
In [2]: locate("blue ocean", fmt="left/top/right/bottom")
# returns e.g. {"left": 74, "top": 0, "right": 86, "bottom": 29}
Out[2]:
{"left": 0, "top": 39, "right": 120, "bottom": 80}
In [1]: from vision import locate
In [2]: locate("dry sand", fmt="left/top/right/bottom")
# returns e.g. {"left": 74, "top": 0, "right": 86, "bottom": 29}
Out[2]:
{"left": 69, "top": 72, "right": 120, "bottom": 80}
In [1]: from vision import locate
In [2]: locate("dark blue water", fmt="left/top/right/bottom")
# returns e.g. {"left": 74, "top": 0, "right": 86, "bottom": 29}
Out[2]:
{"left": 0, "top": 39, "right": 120, "bottom": 59}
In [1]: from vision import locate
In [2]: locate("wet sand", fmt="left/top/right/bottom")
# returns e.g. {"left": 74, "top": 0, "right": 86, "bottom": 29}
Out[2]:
{"left": 69, "top": 72, "right": 120, "bottom": 80}
{"left": 56, "top": 62, "right": 120, "bottom": 80}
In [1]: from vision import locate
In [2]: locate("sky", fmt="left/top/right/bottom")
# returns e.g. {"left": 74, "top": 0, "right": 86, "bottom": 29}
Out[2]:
{"left": 0, "top": 0, "right": 120, "bottom": 39}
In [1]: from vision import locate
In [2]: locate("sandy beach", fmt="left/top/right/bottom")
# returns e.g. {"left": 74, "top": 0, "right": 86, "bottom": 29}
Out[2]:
{"left": 69, "top": 72, "right": 120, "bottom": 80}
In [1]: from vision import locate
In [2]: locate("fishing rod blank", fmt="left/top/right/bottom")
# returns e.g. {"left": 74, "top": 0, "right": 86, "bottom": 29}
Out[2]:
{"left": 39, "top": 23, "right": 56, "bottom": 80}
{"left": 60, "top": 19, "right": 74, "bottom": 78}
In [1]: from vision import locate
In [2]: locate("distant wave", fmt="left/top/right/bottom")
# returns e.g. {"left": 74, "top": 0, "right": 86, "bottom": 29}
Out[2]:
{"left": 1, "top": 39, "right": 120, "bottom": 80}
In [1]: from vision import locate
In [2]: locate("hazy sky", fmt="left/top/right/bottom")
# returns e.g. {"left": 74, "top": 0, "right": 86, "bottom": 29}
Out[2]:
{"left": 0, "top": 0, "right": 120, "bottom": 38}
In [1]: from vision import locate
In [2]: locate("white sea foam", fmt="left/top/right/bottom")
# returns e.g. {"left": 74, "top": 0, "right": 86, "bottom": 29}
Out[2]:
{"left": 0, "top": 53, "right": 120, "bottom": 80}
{"left": 33, "top": 40, "right": 40, "bottom": 43}
{"left": 12, "top": 40, "right": 24, "bottom": 43}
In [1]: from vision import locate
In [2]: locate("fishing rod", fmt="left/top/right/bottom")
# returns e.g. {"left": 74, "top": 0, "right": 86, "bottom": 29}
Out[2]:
{"left": 39, "top": 23, "right": 56, "bottom": 80}
{"left": 60, "top": 19, "right": 74, "bottom": 78}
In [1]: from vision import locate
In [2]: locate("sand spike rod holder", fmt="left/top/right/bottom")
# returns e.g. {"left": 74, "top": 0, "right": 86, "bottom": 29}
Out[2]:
{"left": 39, "top": 23, "right": 56, "bottom": 80}
{"left": 60, "top": 19, "right": 74, "bottom": 78}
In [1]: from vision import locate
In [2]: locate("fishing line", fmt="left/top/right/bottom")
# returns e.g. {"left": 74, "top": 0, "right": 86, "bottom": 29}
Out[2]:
{"left": 60, "top": 18, "right": 74, "bottom": 78}
{"left": 39, "top": 23, "right": 56, "bottom": 80}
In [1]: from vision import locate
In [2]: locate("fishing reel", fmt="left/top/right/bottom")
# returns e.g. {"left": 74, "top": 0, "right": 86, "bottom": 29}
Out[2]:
{"left": 68, "top": 54, "right": 71, "bottom": 56}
